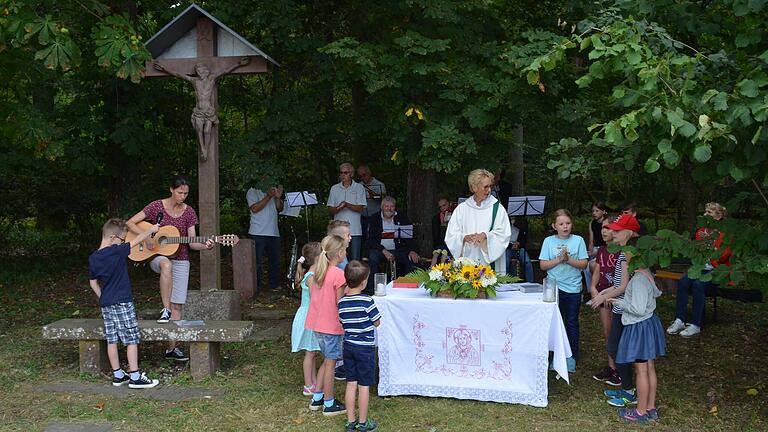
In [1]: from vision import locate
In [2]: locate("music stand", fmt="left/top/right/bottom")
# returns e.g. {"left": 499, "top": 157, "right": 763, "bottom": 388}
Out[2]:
{"left": 394, "top": 225, "right": 414, "bottom": 239}
{"left": 363, "top": 183, "right": 385, "bottom": 200}
{"left": 507, "top": 196, "right": 546, "bottom": 216}
{"left": 285, "top": 191, "right": 319, "bottom": 242}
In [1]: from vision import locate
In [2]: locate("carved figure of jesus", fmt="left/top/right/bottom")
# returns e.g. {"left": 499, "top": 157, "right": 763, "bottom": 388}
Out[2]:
{"left": 154, "top": 57, "right": 250, "bottom": 161}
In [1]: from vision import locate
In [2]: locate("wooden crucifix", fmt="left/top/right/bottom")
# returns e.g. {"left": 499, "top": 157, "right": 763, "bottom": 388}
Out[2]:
{"left": 145, "top": 5, "right": 277, "bottom": 290}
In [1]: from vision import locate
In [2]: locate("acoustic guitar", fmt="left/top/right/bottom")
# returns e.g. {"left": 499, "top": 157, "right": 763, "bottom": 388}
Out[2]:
{"left": 126, "top": 221, "right": 239, "bottom": 262}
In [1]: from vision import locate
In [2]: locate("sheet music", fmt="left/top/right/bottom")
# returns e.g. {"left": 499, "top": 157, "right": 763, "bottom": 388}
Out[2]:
{"left": 363, "top": 183, "right": 384, "bottom": 199}
{"left": 280, "top": 205, "right": 302, "bottom": 217}
{"left": 285, "top": 191, "right": 319, "bottom": 207}
{"left": 394, "top": 225, "right": 414, "bottom": 239}
{"left": 507, "top": 196, "right": 546, "bottom": 216}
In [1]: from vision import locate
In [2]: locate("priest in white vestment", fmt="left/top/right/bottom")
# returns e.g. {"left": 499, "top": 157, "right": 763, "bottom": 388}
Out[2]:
{"left": 445, "top": 169, "right": 512, "bottom": 275}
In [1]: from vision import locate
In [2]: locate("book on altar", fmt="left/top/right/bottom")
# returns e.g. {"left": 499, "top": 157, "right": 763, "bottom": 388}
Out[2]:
{"left": 393, "top": 276, "right": 420, "bottom": 288}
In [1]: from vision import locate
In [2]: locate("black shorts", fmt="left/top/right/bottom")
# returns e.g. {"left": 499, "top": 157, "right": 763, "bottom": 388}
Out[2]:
{"left": 343, "top": 342, "right": 376, "bottom": 386}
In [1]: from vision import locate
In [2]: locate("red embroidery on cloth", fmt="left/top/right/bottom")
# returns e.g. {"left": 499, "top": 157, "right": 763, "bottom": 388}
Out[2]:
{"left": 412, "top": 314, "right": 515, "bottom": 381}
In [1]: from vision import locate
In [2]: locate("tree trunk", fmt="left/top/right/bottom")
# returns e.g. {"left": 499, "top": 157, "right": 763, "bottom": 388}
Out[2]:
{"left": 510, "top": 124, "right": 525, "bottom": 195}
{"left": 32, "top": 79, "right": 67, "bottom": 231}
{"left": 407, "top": 164, "right": 436, "bottom": 256}
{"left": 680, "top": 159, "right": 698, "bottom": 234}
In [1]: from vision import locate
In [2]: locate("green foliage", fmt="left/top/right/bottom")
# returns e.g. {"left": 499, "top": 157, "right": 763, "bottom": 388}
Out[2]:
{"left": 93, "top": 14, "right": 150, "bottom": 83}
{"left": 0, "top": 1, "right": 149, "bottom": 80}
{"left": 523, "top": 0, "right": 768, "bottom": 187}
{"left": 618, "top": 216, "right": 768, "bottom": 289}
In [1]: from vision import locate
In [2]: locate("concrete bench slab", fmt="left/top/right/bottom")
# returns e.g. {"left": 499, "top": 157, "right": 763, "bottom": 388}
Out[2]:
{"left": 42, "top": 319, "right": 253, "bottom": 380}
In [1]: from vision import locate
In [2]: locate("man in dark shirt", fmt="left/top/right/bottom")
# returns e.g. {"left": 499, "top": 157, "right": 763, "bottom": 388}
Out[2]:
{"left": 366, "top": 196, "right": 420, "bottom": 292}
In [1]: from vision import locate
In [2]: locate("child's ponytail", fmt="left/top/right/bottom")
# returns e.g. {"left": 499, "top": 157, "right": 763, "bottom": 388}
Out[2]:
{"left": 314, "top": 235, "right": 346, "bottom": 286}
{"left": 295, "top": 242, "right": 321, "bottom": 288}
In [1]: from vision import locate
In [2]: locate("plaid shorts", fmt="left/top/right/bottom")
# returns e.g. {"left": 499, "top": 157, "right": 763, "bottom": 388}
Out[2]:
{"left": 101, "top": 302, "right": 140, "bottom": 345}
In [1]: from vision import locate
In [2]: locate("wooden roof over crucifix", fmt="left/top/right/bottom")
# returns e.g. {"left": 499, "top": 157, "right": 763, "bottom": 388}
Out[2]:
{"left": 144, "top": 3, "right": 279, "bottom": 77}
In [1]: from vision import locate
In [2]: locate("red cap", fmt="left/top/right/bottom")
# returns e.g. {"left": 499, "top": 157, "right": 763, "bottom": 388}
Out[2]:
{"left": 605, "top": 214, "right": 640, "bottom": 233}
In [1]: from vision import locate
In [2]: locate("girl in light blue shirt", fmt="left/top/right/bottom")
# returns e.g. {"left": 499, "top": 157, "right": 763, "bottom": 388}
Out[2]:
{"left": 539, "top": 209, "right": 588, "bottom": 372}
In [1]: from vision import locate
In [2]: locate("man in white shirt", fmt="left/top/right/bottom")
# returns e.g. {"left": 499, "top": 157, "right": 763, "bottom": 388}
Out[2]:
{"left": 327, "top": 163, "right": 367, "bottom": 260}
{"left": 246, "top": 185, "right": 284, "bottom": 293}
{"left": 357, "top": 164, "right": 386, "bottom": 252}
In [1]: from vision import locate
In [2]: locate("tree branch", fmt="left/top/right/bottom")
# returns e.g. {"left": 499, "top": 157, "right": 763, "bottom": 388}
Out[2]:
{"left": 73, "top": 0, "right": 105, "bottom": 22}
{"left": 656, "top": 32, "right": 711, "bottom": 61}
{"left": 752, "top": 179, "right": 768, "bottom": 208}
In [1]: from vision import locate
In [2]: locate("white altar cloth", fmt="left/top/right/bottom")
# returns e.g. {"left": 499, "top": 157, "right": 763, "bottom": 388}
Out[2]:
{"left": 375, "top": 286, "right": 571, "bottom": 407}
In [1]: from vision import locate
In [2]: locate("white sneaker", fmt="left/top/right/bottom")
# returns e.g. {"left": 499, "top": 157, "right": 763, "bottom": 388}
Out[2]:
{"left": 666, "top": 318, "right": 686, "bottom": 335}
{"left": 680, "top": 324, "right": 701, "bottom": 337}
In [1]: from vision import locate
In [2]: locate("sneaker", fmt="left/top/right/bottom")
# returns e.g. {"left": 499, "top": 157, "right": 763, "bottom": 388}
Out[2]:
{"left": 165, "top": 347, "right": 189, "bottom": 361}
{"left": 157, "top": 308, "right": 171, "bottom": 323}
{"left": 566, "top": 357, "right": 576, "bottom": 373}
{"left": 302, "top": 384, "right": 315, "bottom": 396}
{"left": 112, "top": 374, "right": 130, "bottom": 387}
{"left": 607, "top": 389, "right": 638, "bottom": 407}
{"left": 666, "top": 318, "right": 686, "bottom": 334}
{"left": 604, "top": 388, "right": 634, "bottom": 398}
{"left": 605, "top": 370, "right": 622, "bottom": 386}
{"left": 356, "top": 419, "right": 379, "bottom": 431}
{"left": 592, "top": 366, "right": 613, "bottom": 382}
{"left": 680, "top": 324, "right": 701, "bottom": 337}
{"left": 618, "top": 407, "right": 650, "bottom": 424}
{"left": 128, "top": 371, "right": 160, "bottom": 389}
{"left": 308, "top": 398, "right": 324, "bottom": 411}
{"left": 647, "top": 408, "right": 659, "bottom": 421}
{"left": 335, "top": 366, "right": 346, "bottom": 381}
{"left": 322, "top": 400, "right": 347, "bottom": 417}
{"left": 345, "top": 420, "right": 358, "bottom": 432}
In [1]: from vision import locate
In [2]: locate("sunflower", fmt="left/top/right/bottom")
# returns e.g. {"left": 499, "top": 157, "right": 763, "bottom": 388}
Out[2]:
{"left": 433, "top": 263, "right": 449, "bottom": 272}
{"left": 482, "top": 265, "right": 496, "bottom": 278}
{"left": 460, "top": 266, "right": 475, "bottom": 281}
{"left": 471, "top": 279, "right": 482, "bottom": 289}
{"left": 445, "top": 271, "right": 455, "bottom": 282}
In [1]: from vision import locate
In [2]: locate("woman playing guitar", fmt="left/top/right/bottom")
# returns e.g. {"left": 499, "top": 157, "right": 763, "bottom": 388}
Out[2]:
{"left": 126, "top": 175, "right": 213, "bottom": 362}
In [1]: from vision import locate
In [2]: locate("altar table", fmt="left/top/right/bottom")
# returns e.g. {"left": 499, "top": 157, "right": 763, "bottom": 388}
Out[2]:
{"left": 375, "top": 286, "right": 571, "bottom": 407}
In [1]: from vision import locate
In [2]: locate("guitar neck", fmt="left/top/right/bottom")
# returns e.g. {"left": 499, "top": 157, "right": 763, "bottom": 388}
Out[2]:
{"left": 163, "top": 236, "right": 211, "bottom": 245}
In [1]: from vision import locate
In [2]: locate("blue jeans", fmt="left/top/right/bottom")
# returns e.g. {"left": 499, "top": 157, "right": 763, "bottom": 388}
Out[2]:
{"left": 506, "top": 248, "right": 534, "bottom": 282}
{"left": 249, "top": 234, "right": 281, "bottom": 292}
{"left": 675, "top": 274, "right": 714, "bottom": 327}
{"left": 558, "top": 291, "right": 581, "bottom": 361}
{"left": 348, "top": 235, "right": 362, "bottom": 261}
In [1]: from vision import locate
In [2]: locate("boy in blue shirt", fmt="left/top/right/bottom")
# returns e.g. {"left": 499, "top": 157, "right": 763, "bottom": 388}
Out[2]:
{"left": 88, "top": 218, "right": 160, "bottom": 389}
{"left": 338, "top": 261, "right": 381, "bottom": 432}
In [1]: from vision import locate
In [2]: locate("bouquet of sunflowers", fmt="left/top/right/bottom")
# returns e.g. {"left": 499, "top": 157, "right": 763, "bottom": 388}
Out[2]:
{"left": 406, "top": 257, "right": 519, "bottom": 299}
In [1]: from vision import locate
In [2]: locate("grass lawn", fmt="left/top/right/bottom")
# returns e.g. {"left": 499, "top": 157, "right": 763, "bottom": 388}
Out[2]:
{"left": 1, "top": 255, "right": 767, "bottom": 431}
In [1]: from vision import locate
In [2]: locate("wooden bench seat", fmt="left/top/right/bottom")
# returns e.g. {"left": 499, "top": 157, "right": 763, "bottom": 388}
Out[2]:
{"left": 42, "top": 319, "right": 253, "bottom": 380}
{"left": 654, "top": 270, "right": 763, "bottom": 322}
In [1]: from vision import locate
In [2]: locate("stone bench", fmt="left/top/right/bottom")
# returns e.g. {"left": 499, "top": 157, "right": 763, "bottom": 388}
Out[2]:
{"left": 42, "top": 319, "right": 253, "bottom": 380}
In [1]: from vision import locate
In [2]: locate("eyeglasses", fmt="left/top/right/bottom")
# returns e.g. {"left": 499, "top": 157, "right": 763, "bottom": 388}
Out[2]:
{"left": 114, "top": 235, "right": 126, "bottom": 243}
